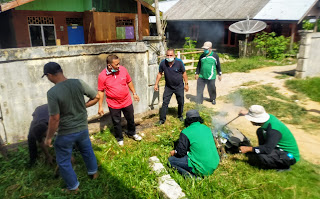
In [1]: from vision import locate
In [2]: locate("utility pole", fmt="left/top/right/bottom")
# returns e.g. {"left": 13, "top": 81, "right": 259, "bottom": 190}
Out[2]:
{"left": 155, "top": 0, "right": 163, "bottom": 37}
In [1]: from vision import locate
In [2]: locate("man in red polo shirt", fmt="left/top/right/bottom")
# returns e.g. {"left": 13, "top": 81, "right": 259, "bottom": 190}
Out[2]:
{"left": 97, "top": 54, "right": 142, "bottom": 146}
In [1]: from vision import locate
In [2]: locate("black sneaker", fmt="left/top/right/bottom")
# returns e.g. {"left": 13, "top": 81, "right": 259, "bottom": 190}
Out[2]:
{"left": 212, "top": 100, "right": 216, "bottom": 105}
{"left": 156, "top": 120, "right": 165, "bottom": 126}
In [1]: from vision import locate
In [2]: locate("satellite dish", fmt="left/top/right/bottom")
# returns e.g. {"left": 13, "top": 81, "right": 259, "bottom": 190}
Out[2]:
{"left": 229, "top": 20, "right": 266, "bottom": 34}
{"left": 229, "top": 17, "right": 266, "bottom": 56}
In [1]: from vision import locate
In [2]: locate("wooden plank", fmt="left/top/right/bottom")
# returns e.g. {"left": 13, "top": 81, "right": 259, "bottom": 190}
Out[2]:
{"left": 0, "top": 0, "right": 34, "bottom": 12}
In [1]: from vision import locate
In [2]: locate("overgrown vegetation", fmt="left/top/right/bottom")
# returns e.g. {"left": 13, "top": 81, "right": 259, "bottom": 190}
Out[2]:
{"left": 1, "top": 103, "right": 319, "bottom": 198}
{"left": 226, "top": 85, "right": 320, "bottom": 130}
{"left": 302, "top": 19, "right": 320, "bottom": 32}
{"left": 253, "top": 32, "right": 298, "bottom": 59}
{"left": 285, "top": 77, "right": 320, "bottom": 102}
{"left": 183, "top": 37, "right": 201, "bottom": 60}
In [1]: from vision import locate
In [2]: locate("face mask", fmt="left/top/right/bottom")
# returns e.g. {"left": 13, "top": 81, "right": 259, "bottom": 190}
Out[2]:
{"left": 204, "top": 49, "right": 210, "bottom": 54}
{"left": 166, "top": 57, "right": 174, "bottom": 62}
{"left": 111, "top": 68, "right": 118, "bottom": 73}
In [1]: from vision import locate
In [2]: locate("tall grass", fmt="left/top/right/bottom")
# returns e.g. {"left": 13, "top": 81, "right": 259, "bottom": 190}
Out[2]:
{"left": 0, "top": 103, "right": 319, "bottom": 198}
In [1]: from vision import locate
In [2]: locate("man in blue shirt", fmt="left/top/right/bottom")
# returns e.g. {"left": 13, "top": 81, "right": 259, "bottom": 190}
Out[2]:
{"left": 154, "top": 49, "right": 189, "bottom": 124}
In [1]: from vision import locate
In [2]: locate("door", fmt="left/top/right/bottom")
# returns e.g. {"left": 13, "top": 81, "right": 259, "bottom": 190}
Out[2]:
{"left": 67, "top": 26, "right": 85, "bottom": 45}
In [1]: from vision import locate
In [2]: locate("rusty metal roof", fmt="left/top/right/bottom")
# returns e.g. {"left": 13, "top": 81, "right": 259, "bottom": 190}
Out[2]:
{"left": 164, "top": 0, "right": 270, "bottom": 21}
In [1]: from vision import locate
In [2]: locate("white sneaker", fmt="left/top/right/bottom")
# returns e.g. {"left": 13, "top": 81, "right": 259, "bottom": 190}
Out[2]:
{"left": 132, "top": 134, "right": 142, "bottom": 141}
{"left": 118, "top": 140, "right": 124, "bottom": 146}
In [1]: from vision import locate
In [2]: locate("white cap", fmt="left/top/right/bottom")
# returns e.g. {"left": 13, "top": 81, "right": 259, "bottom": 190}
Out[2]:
{"left": 202, "top": 41, "right": 212, "bottom": 49}
{"left": 245, "top": 105, "right": 270, "bottom": 123}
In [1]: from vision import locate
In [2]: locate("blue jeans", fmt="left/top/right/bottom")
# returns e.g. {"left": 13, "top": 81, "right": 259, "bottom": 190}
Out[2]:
{"left": 168, "top": 155, "right": 195, "bottom": 177}
{"left": 54, "top": 129, "right": 98, "bottom": 190}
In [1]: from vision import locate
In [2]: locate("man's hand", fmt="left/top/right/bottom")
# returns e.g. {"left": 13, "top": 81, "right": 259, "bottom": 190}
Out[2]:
{"left": 133, "top": 94, "right": 140, "bottom": 102}
{"left": 184, "top": 84, "right": 189, "bottom": 92}
{"left": 239, "top": 109, "right": 248, "bottom": 116}
{"left": 98, "top": 107, "right": 104, "bottom": 116}
{"left": 218, "top": 75, "right": 222, "bottom": 81}
{"left": 170, "top": 150, "right": 175, "bottom": 156}
{"left": 44, "top": 137, "right": 53, "bottom": 147}
{"left": 195, "top": 74, "right": 199, "bottom": 80}
{"left": 239, "top": 146, "right": 253, "bottom": 154}
{"left": 154, "top": 84, "right": 159, "bottom": 91}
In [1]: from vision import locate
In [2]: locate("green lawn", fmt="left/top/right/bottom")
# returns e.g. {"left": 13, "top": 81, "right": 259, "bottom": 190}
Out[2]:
{"left": 1, "top": 104, "right": 319, "bottom": 198}
{"left": 285, "top": 77, "right": 320, "bottom": 102}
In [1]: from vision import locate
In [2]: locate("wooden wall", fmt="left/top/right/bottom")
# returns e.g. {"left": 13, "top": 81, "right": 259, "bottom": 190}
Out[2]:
{"left": 88, "top": 12, "right": 150, "bottom": 42}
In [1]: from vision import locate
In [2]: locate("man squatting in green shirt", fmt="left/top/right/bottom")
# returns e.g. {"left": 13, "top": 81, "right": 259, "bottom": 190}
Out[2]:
{"left": 195, "top": 41, "right": 222, "bottom": 105}
{"left": 239, "top": 105, "right": 300, "bottom": 170}
{"left": 168, "top": 110, "right": 220, "bottom": 177}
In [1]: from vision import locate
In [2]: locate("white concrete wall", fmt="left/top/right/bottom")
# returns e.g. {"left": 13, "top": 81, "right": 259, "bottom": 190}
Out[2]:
{"left": 296, "top": 31, "right": 320, "bottom": 78}
{"left": 0, "top": 41, "right": 161, "bottom": 143}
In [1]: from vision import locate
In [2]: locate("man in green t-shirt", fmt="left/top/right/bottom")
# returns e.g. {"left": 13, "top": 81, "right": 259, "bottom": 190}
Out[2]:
{"left": 168, "top": 110, "right": 220, "bottom": 177}
{"left": 195, "top": 41, "right": 222, "bottom": 105}
{"left": 43, "top": 62, "right": 100, "bottom": 192}
{"left": 239, "top": 105, "right": 300, "bottom": 170}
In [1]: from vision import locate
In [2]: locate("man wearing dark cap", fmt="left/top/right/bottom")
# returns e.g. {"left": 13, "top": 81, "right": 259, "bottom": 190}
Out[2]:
{"left": 42, "top": 62, "right": 100, "bottom": 192}
{"left": 239, "top": 105, "right": 300, "bottom": 170}
{"left": 168, "top": 110, "right": 220, "bottom": 177}
{"left": 195, "top": 41, "right": 222, "bottom": 105}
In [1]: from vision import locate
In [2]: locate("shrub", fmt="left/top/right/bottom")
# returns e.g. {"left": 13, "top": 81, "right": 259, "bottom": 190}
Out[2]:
{"left": 253, "top": 32, "right": 290, "bottom": 59}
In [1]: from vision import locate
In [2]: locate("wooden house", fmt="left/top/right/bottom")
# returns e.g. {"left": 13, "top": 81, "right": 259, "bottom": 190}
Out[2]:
{"left": 0, "top": 0, "right": 155, "bottom": 49}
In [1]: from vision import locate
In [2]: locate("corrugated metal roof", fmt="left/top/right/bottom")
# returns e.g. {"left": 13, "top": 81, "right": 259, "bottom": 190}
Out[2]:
{"left": 149, "top": 0, "right": 179, "bottom": 23}
{"left": 164, "top": 0, "right": 270, "bottom": 21}
{"left": 253, "top": 0, "right": 318, "bottom": 21}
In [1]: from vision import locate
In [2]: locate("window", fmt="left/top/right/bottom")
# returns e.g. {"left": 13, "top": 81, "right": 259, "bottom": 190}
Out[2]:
{"left": 28, "top": 16, "right": 56, "bottom": 47}
{"left": 116, "top": 18, "right": 135, "bottom": 40}
{"left": 189, "top": 25, "right": 199, "bottom": 40}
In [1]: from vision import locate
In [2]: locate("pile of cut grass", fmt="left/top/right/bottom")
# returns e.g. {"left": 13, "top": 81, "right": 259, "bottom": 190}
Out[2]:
{"left": 0, "top": 103, "right": 319, "bottom": 198}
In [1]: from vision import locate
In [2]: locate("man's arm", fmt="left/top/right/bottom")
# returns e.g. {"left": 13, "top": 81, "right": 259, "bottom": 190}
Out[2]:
{"left": 44, "top": 114, "right": 60, "bottom": 147}
{"left": 98, "top": 91, "right": 105, "bottom": 116}
{"left": 182, "top": 71, "right": 189, "bottom": 92}
{"left": 154, "top": 72, "right": 163, "bottom": 91}
{"left": 128, "top": 81, "right": 140, "bottom": 102}
{"left": 86, "top": 93, "right": 100, "bottom": 108}
{"left": 170, "top": 133, "right": 190, "bottom": 157}
{"left": 195, "top": 55, "right": 203, "bottom": 80}
{"left": 240, "top": 127, "right": 282, "bottom": 154}
{"left": 215, "top": 53, "right": 222, "bottom": 81}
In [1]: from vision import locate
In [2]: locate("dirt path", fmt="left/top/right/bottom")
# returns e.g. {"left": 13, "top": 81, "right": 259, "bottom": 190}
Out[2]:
{"left": 166, "top": 64, "right": 320, "bottom": 165}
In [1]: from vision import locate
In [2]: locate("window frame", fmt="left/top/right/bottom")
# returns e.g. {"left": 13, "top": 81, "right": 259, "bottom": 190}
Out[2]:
{"left": 28, "top": 24, "right": 57, "bottom": 47}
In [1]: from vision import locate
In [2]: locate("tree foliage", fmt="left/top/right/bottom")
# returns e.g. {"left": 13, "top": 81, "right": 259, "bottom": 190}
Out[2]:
{"left": 253, "top": 32, "right": 291, "bottom": 59}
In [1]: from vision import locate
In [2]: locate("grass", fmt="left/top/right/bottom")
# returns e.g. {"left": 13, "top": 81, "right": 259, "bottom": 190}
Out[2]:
{"left": 1, "top": 103, "right": 320, "bottom": 198}
{"left": 226, "top": 85, "right": 320, "bottom": 131}
{"left": 285, "top": 77, "right": 320, "bottom": 102}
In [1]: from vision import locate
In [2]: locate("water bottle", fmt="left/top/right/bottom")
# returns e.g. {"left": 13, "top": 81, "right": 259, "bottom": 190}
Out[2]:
{"left": 287, "top": 153, "right": 294, "bottom": 159}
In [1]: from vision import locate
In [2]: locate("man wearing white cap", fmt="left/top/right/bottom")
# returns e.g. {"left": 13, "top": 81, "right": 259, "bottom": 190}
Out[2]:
{"left": 239, "top": 105, "right": 300, "bottom": 170}
{"left": 195, "top": 41, "right": 222, "bottom": 105}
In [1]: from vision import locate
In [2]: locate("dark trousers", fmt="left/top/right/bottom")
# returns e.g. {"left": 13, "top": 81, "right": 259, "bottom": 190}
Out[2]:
{"left": 247, "top": 150, "right": 296, "bottom": 170}
{"left": 109, "top": 104, "right": 136, "bottom": 141}
{"left": 160, "top": 86, "right": 184, "bottom": 122}
{"left": 168, "top": 155, "right": 195, "bottom": 177}
{"left": 196, "top": 78, "right": 216, "bottom": 104}
{"left": 28, "top": 121, "right": 48, "bottom": 165}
